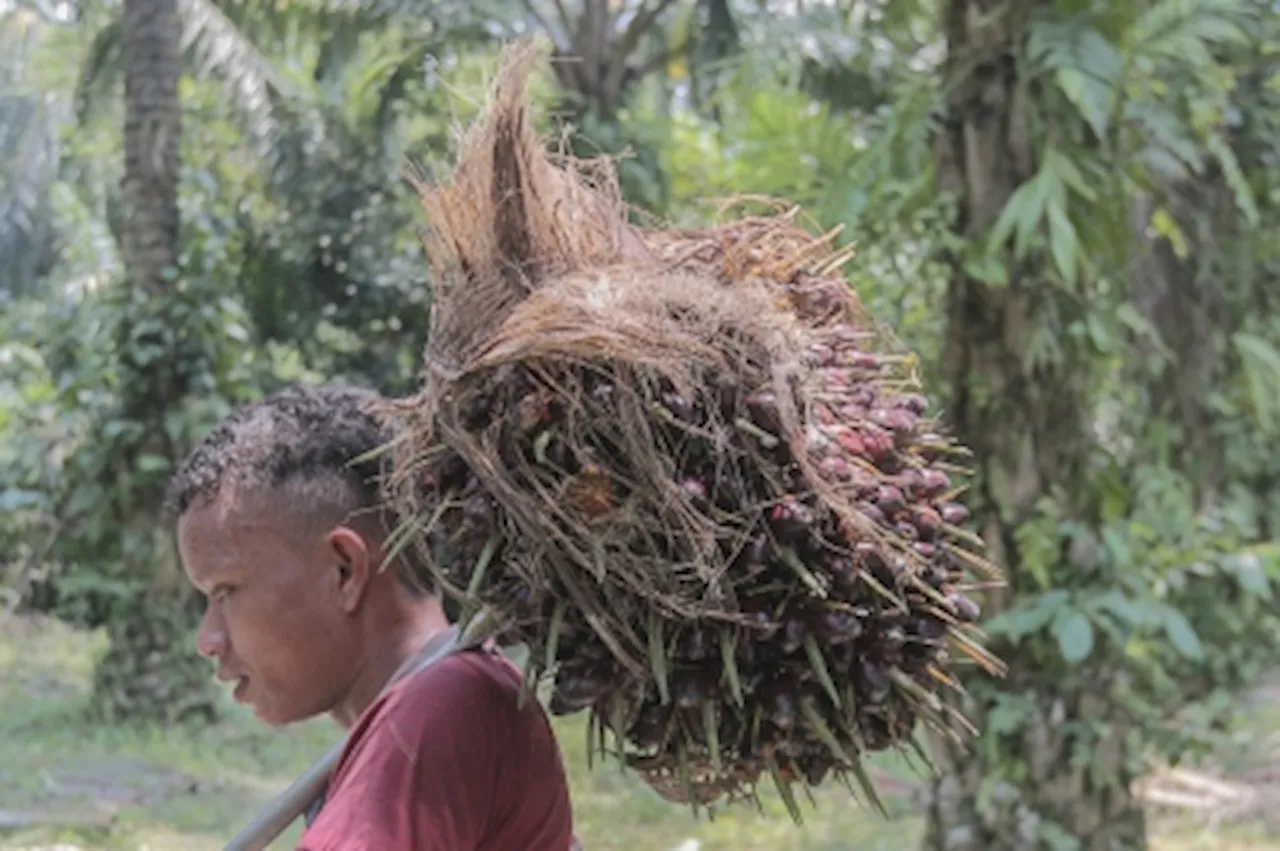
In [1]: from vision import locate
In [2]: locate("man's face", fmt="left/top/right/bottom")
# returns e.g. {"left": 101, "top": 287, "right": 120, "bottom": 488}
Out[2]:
{"left": 177, "top": 491, "right": 360, "bottom": 727}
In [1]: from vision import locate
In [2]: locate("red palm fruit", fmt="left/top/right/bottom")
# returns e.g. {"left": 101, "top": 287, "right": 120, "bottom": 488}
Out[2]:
{"left": 840, "top": 402, "right": 870, "bottom": 422}
{"left": 628, "top": 703, "right": 670, "bottom": 749}
{"left": 847, "top": 351, "right": 883, "bottom": 371}
{"left": 814, "top": 608, "right": 863, "bottom": 644}
{"left": 745, "top": 391, "right": 782, "bottom": 432}
{"left": 871, "top": 407, "right": 917, "bottom": 436}
{"left": 849, "top": 383, "right": 876, "bottom": 407}
{"left": 874, "top": 485, "right": 906, "bottom": 516}
{"left": 920, "top": 469, "right": 951, "bottom": 497}
{"left": 860, "top": 425, "right": 896, "bottom": 465}
{"left": 781, "top": 617, "right": 808, "bottom": 655}
{"left": 823, "top": 556, "right": 858, "bottom": 595}
{"left": 897, "top": 393, "right": 929, "bottom": 415}
{"left": 661, "top": 391, "right": 696, "bottom": 423}
{"left": 949, "top": 593, "right": 981, "bottom": 623}
{"left": 680, "top": 478, "right": 709, "bottom": 509}
{"left": 856, "top": 501, "right": 887, "bottom": 527}
{"left": 913, "top": 506, "right": 942, "bottom": 540}
{"left": 858, "top": 661, "right": 892, "bottom": 704}
{"left": 912, "top": 541, "right": 939, "bottom": 560}
{"left": 834, "top": 427, "right": 866, "bottom": 456}
{"left": 941, "top": 502, "right": 970, "bottom": 525}
{"left": 819, "top": 455, "right": 853, "bottom": 482}
{"left": 899, "top": 467, "right": 926, "bottom": 499}
{"left": 769, "top": 496, "right": 813, "bottom": 544}
{"left": 765, "top": 685, "right": 798, "bottom": 731}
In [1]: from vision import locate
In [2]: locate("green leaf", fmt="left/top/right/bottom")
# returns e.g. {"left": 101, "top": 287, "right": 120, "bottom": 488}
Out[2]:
{"left": 1018, "top": 169, "right": 1057, "bottom": 257}
{"left": 1150, "top": 207, "right": 1190, "bottom": 260}
{"left": 1047, "top": 149, "right": 1097, "bottom": 202}
{"left": 1047, "top": 202, "right": 1078, "bottom": 287}
{"left": 1225, "top": 551, "right": 1272, "bottom": 599}
{"left": 137, "top": 453, "right": 171, "bottom": 474}
{"left": 988, "top": 180, "right": 1037, "bottom": 256}
{"left": 987, "top": 694, "right": 1034, "bottom": 736}
{"left": 1207, "top": 134, "right": 1259, "bottom": 225}
{"left": 1085, "top": 313, "right": 1111, "bottom": 353}
{"left": 1161, "top": 607, "right": 1204, "bottom": 661}
{"left": 1144, "top": 147, "right": 1191, "bottom": 181}
{"left": 964, "top": 251, "right": 1008, "bottom": 286}
{"left": 1128, "top": 101, "right": 1202, "bottom": 171}
{"left": 1039, "top": 819, "right": 1083, "bottom": 851}
{"left": 1052, "top": 609, "right": 1095, "bottom": 664}
{"left": 1133, "top": 0, "right": 1249, "bottom": 61}
{"left": 1234, "top": 333, "right": 1280, "bottom": 434}
{"left": 1056, "top": 66, "right": 1111, "bottom": 139}
{"left": 1030, "top": 22, "right": 1120, "bottom": 139}
{"left": 0, "top": 489, "right": 45, "bottom": 511}
{"left": 1115, "top": 304, "right": 1173, "bottom": 359}
{"left": 1091, "top": 591, "right": 1148, "bottom": 627}
{"left": 985, "top": 590, "right": 1069, "bottom": 642}
{"left": 1099, "top": 526, "right": 1133, "bottom": 569}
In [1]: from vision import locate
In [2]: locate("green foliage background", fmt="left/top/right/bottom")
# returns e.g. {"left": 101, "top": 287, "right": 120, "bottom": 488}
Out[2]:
{"left": 1, "top": 0, "right": 1278, "bottom": 848}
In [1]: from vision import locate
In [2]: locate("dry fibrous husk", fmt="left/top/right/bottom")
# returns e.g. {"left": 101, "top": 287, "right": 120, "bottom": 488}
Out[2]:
{"left": 380, "top": 36, "right": 1005, "bottom": 818}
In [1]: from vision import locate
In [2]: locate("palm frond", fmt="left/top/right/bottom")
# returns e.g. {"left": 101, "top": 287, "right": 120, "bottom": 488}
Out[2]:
{"left": 0, "top": 94, "right": 61, "bottom": 297}
{"left": 0, "top": 8, "right": 63, "bottom": 297}
{"left": 180, "top": 0, "right": 314, "bottom": 173}
{"left": 73, "top": 17, "right": 122, "bottom": 126}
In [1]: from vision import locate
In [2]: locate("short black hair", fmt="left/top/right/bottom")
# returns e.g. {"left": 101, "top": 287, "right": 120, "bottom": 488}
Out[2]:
{"left": 168, "top": 384, "right": 429, "bottom": 593}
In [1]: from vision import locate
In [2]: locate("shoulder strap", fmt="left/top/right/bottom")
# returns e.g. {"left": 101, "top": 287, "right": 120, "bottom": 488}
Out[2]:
{"left": 302, "top": 788, "right": 328, "bottom": 828}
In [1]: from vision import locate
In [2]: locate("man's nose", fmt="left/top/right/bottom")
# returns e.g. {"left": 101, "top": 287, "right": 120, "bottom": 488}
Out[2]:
{"left": 196, "top": 609, "right": 228, "bottom": 660}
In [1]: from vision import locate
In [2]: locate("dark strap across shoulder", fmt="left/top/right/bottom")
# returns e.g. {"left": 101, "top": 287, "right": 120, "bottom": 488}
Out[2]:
{"left": 302, "top": 789, "right": 327, "bottom": 828}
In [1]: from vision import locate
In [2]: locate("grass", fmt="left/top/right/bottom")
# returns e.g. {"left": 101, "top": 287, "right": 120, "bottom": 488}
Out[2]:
{"left": 1, "top": 613, "right": 1276, "bottom": 851}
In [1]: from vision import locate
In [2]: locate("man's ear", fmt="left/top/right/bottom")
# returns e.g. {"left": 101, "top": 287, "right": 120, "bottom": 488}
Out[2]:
{"left": 327, "top": 526, "right": 374, "bottom": 613}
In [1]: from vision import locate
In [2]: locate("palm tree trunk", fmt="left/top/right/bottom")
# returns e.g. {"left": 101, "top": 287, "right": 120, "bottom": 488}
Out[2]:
{"left": 120, "top": 0, "right": 182, "bottom": 302}
{"left": 91, "top": 0, "right": 217, "bottom": 724}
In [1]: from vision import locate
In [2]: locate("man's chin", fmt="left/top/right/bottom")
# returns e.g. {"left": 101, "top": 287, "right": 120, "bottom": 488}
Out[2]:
{"left": 247, "top": 699, "right": 317, "bottom": 729}
{"left": 232, "top": 682, "right": 323, "bottom": 727}
{"left": 254, "top": 713, "right": 292, "bottom": 729}
{"left": 249, "top": 703, "right": 305, "bottom": 728}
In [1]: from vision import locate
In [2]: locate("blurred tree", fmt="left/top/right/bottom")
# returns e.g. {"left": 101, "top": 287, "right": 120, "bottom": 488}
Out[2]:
{"left": 0, "top": 1, "right": 505, "bottom": 637}
{"left": 923, "top": 1, "right": 1278, "bottom": 848}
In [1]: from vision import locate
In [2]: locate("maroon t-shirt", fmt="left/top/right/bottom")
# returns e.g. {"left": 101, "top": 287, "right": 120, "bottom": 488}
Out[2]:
{"left": 296, "top": 648, "right": 575, "bottom": 851}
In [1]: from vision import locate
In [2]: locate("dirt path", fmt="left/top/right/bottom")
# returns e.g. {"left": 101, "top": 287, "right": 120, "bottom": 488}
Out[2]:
{"left": 1140, "top": 667, "right": 1280, "bottom": 835}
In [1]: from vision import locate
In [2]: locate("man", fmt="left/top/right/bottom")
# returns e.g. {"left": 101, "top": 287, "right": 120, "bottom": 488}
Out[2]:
{"left": 168, "top": 384, "right": 576, "bottom": 850}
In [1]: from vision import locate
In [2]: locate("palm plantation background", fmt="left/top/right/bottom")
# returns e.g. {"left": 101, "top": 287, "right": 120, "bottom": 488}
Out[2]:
{"left": 2, "top": 0, "right": 1279, "bottom": 849}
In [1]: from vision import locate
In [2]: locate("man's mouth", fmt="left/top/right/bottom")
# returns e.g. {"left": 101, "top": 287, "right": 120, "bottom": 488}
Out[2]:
{"left": 217, "top": 670, "right": 250, "bottom": 702}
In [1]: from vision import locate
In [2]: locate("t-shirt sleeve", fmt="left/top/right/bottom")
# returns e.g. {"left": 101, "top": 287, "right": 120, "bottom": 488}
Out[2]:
{"left": 295, "top": 655, "right": 512, "bottom": 851}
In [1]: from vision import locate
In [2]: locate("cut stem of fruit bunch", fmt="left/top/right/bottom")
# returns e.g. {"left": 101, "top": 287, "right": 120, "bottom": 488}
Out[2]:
{"left": 377, "top": 36, "right": 1006, "bottom": 821}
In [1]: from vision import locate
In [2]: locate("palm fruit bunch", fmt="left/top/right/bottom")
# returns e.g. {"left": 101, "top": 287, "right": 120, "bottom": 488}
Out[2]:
{"left": 380, "top": 39, "right": 1004, "bottom": 820}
